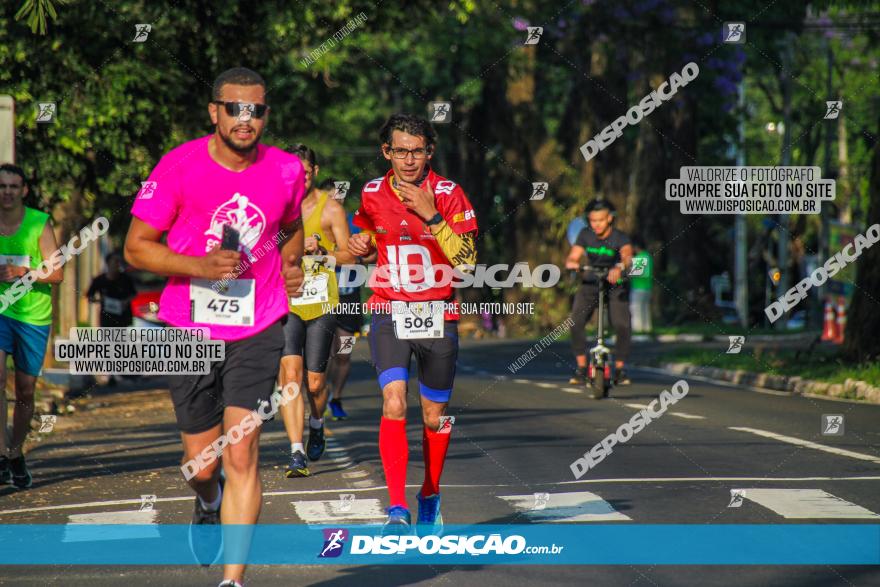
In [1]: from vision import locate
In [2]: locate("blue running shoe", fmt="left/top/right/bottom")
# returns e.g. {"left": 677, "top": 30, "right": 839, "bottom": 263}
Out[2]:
{"left": 188, "top": 475, "right": 224, "bottom": 566}
{"left": 381, "top": 505, "right": 412, "bottom": 536}
{"left": 416, "top": 492, "right": 443, "bottom": 536}
{"left": 285, "top": 450, "right": 310, "bottom": 478}
{"left": 329, "top": 399, "right": 348, "bottom": 420}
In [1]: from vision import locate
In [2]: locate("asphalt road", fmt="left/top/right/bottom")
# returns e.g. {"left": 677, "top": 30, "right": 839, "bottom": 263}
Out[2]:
{"left": 1, "top": 338, "right": 879, "bottom": 586}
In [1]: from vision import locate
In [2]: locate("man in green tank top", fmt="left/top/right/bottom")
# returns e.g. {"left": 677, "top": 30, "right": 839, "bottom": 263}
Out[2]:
{"left": 0, "top": 164, "right": 64, "bottom": 489}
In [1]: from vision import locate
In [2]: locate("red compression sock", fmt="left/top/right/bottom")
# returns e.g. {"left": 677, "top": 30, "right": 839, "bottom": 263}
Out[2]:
{"left": 421, "top": 424, "right": 451, "bottom": 497}
{"left": 379, "top": 417, "right": 409, "bottom": 508}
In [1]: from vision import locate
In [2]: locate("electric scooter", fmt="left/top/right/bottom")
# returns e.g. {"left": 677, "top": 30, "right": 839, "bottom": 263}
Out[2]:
{"left": 582, "top": 265, "right": 615, "bottom": 399}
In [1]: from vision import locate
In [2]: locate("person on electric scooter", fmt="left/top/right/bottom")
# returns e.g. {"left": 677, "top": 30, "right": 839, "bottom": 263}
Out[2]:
{"left": 564, "top": 199, "right": 634, "bottom": 385}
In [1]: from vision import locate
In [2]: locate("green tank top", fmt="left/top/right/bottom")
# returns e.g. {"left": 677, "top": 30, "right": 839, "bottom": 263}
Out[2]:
{"left": 0, "top": 208, "right": 53, "bottom": 325}
{"left": 290, "top": 191, "right": 339, "bottom": 321}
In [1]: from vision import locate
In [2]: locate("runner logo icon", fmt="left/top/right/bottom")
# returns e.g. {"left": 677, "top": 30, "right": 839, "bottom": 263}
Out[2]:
{"left": 319, "top": 528, "right": 349, "bottom": 558}
{"left": 438, "top": 416, "right": 455, "bottom": 434}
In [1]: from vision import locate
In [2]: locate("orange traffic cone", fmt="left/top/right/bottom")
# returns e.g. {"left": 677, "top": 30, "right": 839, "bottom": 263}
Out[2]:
{"left": 833, "top": 296, "right": 847, "bottom": 345}
{"left": 821, "top": 297, "right": 837, "bottom": 341}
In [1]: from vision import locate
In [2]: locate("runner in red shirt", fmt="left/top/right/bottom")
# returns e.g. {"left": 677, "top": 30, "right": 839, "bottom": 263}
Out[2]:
{"left": 349, "top": 113, "right": 477, "bottom": 534}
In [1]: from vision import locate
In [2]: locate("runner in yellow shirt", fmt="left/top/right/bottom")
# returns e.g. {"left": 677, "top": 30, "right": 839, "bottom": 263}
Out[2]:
{"left": 279, "top": 145, "right": 355, "bottom": 477}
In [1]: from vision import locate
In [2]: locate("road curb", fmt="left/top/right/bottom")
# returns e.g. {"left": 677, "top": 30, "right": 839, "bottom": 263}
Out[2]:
{"left": 648, "top": 362, "right": 880, "bottom": 405}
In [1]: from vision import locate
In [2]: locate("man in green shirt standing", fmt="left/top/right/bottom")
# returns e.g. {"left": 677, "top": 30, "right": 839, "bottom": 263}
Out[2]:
{"left": 0, "top": 164, "right": 64, "bottom": 489}
{"left": 629, "top": 236, "right": 653, "bottom": 334}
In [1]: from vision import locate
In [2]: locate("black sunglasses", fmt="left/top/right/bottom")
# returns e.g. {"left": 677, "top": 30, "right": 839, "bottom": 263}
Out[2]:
{"left": 212, "top": 101, "right": 269, "bottom": 119}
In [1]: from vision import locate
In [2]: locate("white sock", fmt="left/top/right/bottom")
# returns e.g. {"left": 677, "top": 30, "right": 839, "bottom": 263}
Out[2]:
{"left": 309, "top": 416, "right": 324, "bottom": 428}
{"left": 199, "top": 481, "right": 222, "bottom": 512}
{"left": 291, "top": 442, "right": 305, "bottom": 454}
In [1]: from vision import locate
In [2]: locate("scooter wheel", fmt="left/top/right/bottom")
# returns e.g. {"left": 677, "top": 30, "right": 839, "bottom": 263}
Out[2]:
{"left": 590, "top": 369, "right": 605, "bottom": 399}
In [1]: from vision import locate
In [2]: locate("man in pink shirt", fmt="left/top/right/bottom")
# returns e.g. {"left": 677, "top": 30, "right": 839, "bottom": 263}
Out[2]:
{"left": 124, "top": 67, "right": 305, "bottom": 587}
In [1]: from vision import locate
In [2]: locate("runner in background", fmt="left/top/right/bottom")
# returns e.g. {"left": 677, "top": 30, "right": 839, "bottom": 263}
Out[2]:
{"left": 279, "top": 145, "right": 354, "bottom": 478}
{"left": 86, "top": 252, "right": 137, "bottom": 328}
{"left": 629, "top": 236, "right": 653, "bottom": 334}
{"left": 324, "top": 208, "right": 374, "bottom": 421}
{"left": 0, "top": 163, "right": 64, "bottom": 490}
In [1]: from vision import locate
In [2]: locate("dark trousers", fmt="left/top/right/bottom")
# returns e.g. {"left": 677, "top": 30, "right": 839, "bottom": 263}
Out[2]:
{"left": 570, "top": 281, "right": 631, "bottom": 362}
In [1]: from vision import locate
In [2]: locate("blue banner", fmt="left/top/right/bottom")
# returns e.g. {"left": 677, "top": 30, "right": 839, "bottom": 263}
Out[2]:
{"left": 1, "top": 524, "right": 878, "bottom": 565}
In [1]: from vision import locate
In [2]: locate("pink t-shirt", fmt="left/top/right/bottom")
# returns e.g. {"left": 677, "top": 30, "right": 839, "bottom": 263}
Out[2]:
{"left": 131, "top": 135, "right": 305, "bottom": 341}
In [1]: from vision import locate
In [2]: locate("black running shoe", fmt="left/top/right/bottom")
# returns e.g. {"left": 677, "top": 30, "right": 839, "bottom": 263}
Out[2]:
{"left": 9, "top": 455, "right": 32, "bottom": 489}
{"left": 569, "top": 366, "right": 587, "bottom": 385}
{"left": 188, "top": 475, "right": 224, "bottom": 566}
{"left": 285, "top": 450, "right": 311, "bottom": 478}
{"left": 307, "top": 424, "right": 326, "bottom": 462}
{"left": 614, "top": 369, "right": 631, "bottom": 385}
{"left": 0, "top": 457, "right": 10, "bottom": 485}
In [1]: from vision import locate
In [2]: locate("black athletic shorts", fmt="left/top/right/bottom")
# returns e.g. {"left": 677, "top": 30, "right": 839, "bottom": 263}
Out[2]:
{"left": 282, "top": 311, "right": 336, "bottom": 373}
{"left": 168, "top": 318, "right": 284, "bottom": 434}
{"left": 369, "top": 313, "right": 458, "bottom": 403}
{"left": 335, "top": 289, "right": 363, "bottom": 334}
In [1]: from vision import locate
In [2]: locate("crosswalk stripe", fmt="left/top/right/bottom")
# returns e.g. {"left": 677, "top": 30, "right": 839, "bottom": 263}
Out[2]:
{"left": 535, "top": 382, "right": 557, "bottom": 389}
{"left": 742, "top": 489, "right": 880, "bottom": 519}
{"left": 63, "top": 510, "right": 159, "bottom": 542}
{"left": 498, "top": 491, "right": 631, "bottom": 522}
{"left": 729, "top": 426, "right": 880, "bottom": 464}
{"left": 292, "top": 498, "right": 385, "bottom": 523}
{"left": 562, "top": 387, "right": 584, "bottom": 394}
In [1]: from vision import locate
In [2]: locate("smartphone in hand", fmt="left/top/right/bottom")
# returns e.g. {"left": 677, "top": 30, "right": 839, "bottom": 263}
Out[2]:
{"left": 221, "top": 224, "right": 240, "bottom": 251}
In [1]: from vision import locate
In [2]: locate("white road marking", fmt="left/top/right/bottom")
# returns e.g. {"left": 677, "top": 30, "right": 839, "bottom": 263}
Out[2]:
{"left": 562, "top": 387, "right": 584, "bottom": 394}
{"left": 7, "top": 477, "right": 880, "bottom": 516}
{"left": 498, "top": 491, "right": 630, "bottom": 522}
{"left": 729, "top": 426, "right": 880, "bottom": 464}
{"left": 513, "top": 379, "right": 531, "bottom": 384}
{"left": 342, "top": 470, "right": 369, "bottom": 479}
{"left": 623, "top": 402, "right": 705, "bottom": 420}
{"left": 63, "top": 510, "right": 159, "bottom": 542}
{"left": 535, "top": 382, "right": 557, "bottom": 389}
{"left": 292, "top": 498, "right": 386, "bottom": 523}
{"left": 742, "top": 488, "right": 880, "bottom": 519}
{"left": 351, "top": 480, "right": 377, "bottom": 488}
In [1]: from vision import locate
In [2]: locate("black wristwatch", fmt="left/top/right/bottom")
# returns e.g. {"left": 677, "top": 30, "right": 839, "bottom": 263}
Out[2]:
{"left": 425, "top": 212, "right": 443, "bottom": 226}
